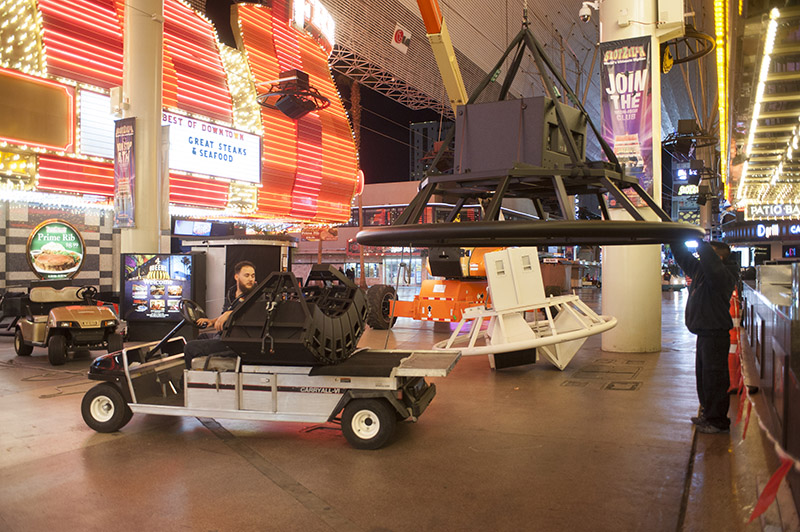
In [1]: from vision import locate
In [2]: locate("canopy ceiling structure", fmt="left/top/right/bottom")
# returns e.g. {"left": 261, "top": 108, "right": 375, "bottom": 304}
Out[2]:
{"left": 733, "top": 6, "right": 800, "bottom": 206}
{"left": 197, "top": 0, "right": 785, "bottom": 211}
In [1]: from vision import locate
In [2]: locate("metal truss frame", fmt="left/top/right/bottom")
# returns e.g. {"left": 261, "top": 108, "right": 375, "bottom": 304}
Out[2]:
{"left": 329, "top": 46, "right": 454, "bottom": 119}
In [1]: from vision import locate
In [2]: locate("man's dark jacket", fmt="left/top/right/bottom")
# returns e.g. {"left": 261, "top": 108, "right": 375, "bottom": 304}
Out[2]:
{"left": 671, "top": 242, "right": 736, "bottom": 335}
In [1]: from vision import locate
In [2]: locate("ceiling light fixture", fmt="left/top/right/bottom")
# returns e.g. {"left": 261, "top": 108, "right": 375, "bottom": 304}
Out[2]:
{"left": 738, "top": 7, "right": 780, "bottom": 201}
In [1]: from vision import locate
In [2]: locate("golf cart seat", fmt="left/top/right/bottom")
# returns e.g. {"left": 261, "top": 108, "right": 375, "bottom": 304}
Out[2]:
{"left": 29, "top": 286, "right": 82, "bottom": 303}
{"left": 27, "top": 286, "right": 83, "bottom": 317}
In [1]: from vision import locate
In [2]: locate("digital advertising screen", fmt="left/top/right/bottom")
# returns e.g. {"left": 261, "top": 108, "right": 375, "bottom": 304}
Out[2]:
{"left": 173, "top": 219, "right": 212, "bottom": 236}
{"left": 121, "top": 254, "right": 194, "bottom": 322}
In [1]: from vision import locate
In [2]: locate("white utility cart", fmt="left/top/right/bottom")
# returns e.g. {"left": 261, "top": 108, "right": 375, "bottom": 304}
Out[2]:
{"left": 82, "top": 266, "right": 460, "bottom": 449}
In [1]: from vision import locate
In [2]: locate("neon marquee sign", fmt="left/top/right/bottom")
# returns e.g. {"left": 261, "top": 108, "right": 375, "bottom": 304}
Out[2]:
{"left": 292, "top": 0, "right": 335, "bottom": 51}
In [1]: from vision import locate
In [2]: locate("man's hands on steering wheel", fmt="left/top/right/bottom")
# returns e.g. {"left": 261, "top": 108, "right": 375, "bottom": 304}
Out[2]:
{"left": 179, "top": 300, "right": 208, "bottom": 327}
{"left": 179, "top": 300, "right": 231, "bottom": 332}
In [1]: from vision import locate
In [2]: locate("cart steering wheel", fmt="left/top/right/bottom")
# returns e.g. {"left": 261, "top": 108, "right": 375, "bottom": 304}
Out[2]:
{"left": 179, "top": 299, "right": 207, "bottom": 327}
{"left": 77, "top": 285, "right": 98, "bottom": 303}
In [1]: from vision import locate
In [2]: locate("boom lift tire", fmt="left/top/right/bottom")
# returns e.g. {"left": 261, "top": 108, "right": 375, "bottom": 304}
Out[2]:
{"left": 366, "top": 284, "right": 398, "bottom": 330}
{"left": 14, "top": 328, "right": 32, "bottom": 356}
{"left": 81, "top": 383, "right": 133, "bottom": 433}
{"left": 341, "top": 398, "right": 397, "bottom": 450}
{"left": 48, "top": 333, "right": 67, "bottom": 365}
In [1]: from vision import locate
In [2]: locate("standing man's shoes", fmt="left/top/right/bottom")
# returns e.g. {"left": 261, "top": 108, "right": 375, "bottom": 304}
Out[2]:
{"left": 695, "top": 421, "right": 729, "bottom": 434}
{"left": 690, "top": 416, "right": 705, "bottom": 425}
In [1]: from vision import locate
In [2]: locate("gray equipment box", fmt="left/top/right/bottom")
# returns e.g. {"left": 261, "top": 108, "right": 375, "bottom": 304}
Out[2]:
{"left": 454, "top": 96, "right": 587, "bottom": 174}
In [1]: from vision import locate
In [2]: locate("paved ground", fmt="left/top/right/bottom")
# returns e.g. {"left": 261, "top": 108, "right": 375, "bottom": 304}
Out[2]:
{"left": 0, "top": 289, "right": 796, "bottom": 531}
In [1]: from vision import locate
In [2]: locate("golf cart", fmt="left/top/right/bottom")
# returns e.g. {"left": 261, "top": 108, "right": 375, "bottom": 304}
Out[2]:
{"left": 15, "top": 285, "right": 122, "bottom": 365}
{"left": 81, "top": 265, "right": 460, "bottom": 450}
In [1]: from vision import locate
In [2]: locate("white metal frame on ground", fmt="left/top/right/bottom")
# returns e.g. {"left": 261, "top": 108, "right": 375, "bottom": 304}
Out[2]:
{"left": 431, "top": 248, "right": 616, "bottom": 370}
{"left": 434, "top": 294, "right": 616, "bottom": 369}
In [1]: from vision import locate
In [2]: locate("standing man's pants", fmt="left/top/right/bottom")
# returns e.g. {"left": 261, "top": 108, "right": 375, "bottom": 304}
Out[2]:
{"left": 696, "top": 332, "right": 732, "bottom": 429}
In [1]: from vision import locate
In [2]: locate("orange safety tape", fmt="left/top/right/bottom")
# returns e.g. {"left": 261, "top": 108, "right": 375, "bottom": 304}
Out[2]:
{"left": 735, "top": 378, "right": 748, "bottom": 426}
{"left": 730, "top": 302, "right": 800, "bottom": 520}
{"left": 748, "top": 457, "right": 794, "bottom": 524}
{"left": 742, "top": 400, "right": 753, "bottom": 441}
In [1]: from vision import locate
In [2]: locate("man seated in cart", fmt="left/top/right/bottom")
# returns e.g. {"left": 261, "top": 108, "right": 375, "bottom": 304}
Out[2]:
{"left": 183, "top": 261, "right": 256, "bottom": 369}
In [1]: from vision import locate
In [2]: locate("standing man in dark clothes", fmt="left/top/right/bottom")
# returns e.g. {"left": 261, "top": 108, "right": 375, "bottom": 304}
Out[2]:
{"left": 671, "top": 241, "right": 737, "bottom": 434}
{"left": 183, "top": 261, "right": 257, "bottom": 369}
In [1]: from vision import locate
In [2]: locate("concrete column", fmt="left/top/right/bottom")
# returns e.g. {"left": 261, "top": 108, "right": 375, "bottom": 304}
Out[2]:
{"left": 602, "top": 225, "right": 663, "bottom": 352}
{"left": 120, "top": 0, "right": 164, "bottom": 254}
{"left": 599, "top": 0, "right": 664, "bottom": 352}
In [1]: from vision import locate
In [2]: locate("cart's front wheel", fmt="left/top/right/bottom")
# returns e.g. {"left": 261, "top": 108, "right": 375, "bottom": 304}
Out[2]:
{"left": 48, "top": 333, "right": 67, "bottom": 366}
{"left": 81, "top": 383, "right": 132, "bottom": 433}
{"left": 341, "top": 398, "right": 396, "bottom": 450}
{"left": 14, "top": 328, "right": 32, "bottom": 356}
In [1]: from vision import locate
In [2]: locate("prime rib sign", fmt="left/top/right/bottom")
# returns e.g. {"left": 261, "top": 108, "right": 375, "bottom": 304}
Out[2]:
{"left": 26, "top": 219, "right": 86, "bottom": 280}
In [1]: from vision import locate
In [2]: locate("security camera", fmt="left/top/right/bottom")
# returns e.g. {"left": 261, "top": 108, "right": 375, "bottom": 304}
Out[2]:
{"left": 579, "top": 1, "right": 600, "bottom": 23}
{"left": 579, "top": 4, "right": 592, "bottom": 22}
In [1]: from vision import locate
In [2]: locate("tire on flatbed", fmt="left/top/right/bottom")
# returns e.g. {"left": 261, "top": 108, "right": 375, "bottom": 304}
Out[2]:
{"left": 366, "top": 284, "right": 397, "bottom": 330}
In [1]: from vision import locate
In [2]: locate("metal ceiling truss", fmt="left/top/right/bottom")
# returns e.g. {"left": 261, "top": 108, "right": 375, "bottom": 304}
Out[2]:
{"left": 329, "top": 46, "right": 454, "bottom": 119}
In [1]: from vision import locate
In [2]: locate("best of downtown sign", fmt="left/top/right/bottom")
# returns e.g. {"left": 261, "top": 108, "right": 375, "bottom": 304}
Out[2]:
{"left": 162, "top": 112, "right": 262, "bottom": 184}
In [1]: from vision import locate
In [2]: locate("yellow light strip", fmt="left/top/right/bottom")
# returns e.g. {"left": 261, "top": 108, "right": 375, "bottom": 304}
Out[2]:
{"left": 737, "top": 8, "right": 780, "bottom": 202}
{"left": 714, "top": 0, "right": 728, "bottom": 198}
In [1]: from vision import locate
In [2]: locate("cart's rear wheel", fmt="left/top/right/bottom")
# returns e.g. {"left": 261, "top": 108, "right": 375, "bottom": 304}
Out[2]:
{"left": 366, "top": 285, "right": 397, "bottom": 330}
{"left": 107, "top": 333, "right": 123, "bottom": 353}
{"left": 341, "top": 398, "right": 396, "bottom": 450}
{"left": 48, "top": 333, "right": 67, "bottom": 366}
{"left": 81, "top": 383, "right": 132, "bottom": 433}
{"left": 14, "top": 328, "right": 32, "bottom": 356}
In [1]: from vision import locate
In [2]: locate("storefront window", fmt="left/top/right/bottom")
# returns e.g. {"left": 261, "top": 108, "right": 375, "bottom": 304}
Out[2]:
{"left": 344, "top": 262, "right": 381, "bottom": 279}
{"left": 383, "top": 257, "right": 423, "bottom": 286}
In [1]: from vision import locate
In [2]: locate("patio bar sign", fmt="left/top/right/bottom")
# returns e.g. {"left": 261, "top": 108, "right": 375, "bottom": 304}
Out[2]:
{"left": 746, "top": 204, "right": 800, "bottom": 221}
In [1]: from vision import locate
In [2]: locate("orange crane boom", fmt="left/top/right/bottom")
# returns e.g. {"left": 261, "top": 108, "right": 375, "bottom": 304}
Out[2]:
{"left": 415, "top": 0, "right": 468, "bottom": 111}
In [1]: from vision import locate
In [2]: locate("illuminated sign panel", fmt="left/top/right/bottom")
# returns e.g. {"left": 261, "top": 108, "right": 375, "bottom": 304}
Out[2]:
{"left": 0, "top": 68, "right": 74, "bottom": 152}
{"left": 26, "top": 220, "right": 85, "bottom": 280}
{"left": 746, "top": 204, "right": 800, "bottom": 221}
{"left": 80, "top": 90, "right": 115, "bottom": 158}
{"left": 162, "top": 112, "right": 261, "bottom": 184}
{"left": 292, "top": 0, "right": 335, "bottom": 51}
{"left": 676, "top": 184, "right": 699, "bottom": 196}
{"left": 756, "top": 223, "right": 780, "bottom": 239}
{"left": 239, "top": 3, "right": 358, "bottom": 222}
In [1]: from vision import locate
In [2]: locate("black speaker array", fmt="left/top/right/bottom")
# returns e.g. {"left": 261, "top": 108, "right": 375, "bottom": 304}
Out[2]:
{"left": 428, "top": 247, "right": 465, "bottom": 278}
{"left": 221, "top": 265, "right": 368, "bottom": 366}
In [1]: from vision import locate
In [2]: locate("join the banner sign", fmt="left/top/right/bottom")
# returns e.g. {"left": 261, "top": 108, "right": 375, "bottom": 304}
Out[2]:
{"left": 600, "top": 37, "right": 653, "bottom": 206}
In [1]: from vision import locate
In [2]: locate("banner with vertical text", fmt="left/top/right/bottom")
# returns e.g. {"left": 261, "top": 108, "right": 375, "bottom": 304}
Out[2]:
{"left": 114, "top": 117, "right": 136, "bottom": 228}
{"left": 600, "top": 36, "right": 653, "bottom": 207}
